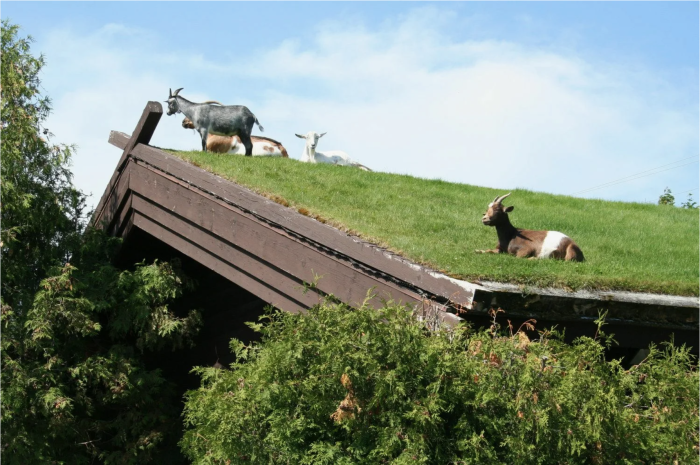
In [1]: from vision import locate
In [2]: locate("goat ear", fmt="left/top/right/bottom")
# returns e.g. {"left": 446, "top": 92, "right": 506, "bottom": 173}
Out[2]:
{"left": 504, "top": 205, "right": 514, "bottom": 213}
{"left": 319, "top": 132, "right": 327, "bottom": 138}
{"left": 295, "top": 133, "right": 306, "bottom": 139}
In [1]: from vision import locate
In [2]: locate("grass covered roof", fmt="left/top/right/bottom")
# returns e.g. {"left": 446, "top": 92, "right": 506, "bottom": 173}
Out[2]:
{"left": 168, "top": 151, "right": 699, "bottom": 297}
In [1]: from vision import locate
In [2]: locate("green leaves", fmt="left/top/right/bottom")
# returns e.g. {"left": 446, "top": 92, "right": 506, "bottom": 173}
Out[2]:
{"left": 169, "top": 150, "right": 699, "bottom": 296}
{"left": 109, "top": 258, "right": 199, "bottom": 351}
{"left": 181, "top": 301, "right": 698, "bottom": 464}
{"left": 1, "top": 20, "right": 202, "bottom": 464}
{"left": 1, "top": 19, "right": 86, "bottom": 314}
{"left": 1, "top": 229, "right": 202, "bottom": 464}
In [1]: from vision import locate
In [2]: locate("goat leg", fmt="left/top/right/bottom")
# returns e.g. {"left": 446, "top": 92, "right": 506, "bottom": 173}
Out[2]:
{"left": 199, "top": 129, "right": 209, "bottom": 152}
{"left": 475, "top": 249, "right": 500, "bottom": 254}
{"left": 240, "top": 133, "right": 253, "bottom": 157}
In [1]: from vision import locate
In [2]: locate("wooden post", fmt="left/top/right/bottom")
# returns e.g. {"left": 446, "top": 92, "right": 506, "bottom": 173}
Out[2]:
{"left": 92, "top": 101, "right": 163, "bottom": 228}
{"left": 118, "top": 101, "right": 163, "bottom": 169}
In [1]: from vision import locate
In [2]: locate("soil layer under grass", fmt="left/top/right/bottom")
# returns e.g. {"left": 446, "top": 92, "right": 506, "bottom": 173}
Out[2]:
{"left": 168, "top": 151, "right": 699, "bottom": 297}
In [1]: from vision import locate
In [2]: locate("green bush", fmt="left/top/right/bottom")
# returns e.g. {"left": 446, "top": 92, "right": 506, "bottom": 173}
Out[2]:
{"left": 181, "top": 299, "right": 698, "bottom": 464}
{"left": 1, "top": 20, "right": 202, "bottom": 463}
{"left": 2, "top": 229, "right": 202, "bottom": 464}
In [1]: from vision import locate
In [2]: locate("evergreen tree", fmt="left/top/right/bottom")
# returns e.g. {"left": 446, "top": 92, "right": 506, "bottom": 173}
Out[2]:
{"left": 181, "top": 301, "right": 699, "bottom": 464}
{"left": 1, "top": 19, "right": 85, "bottom": 314}
{"left": 1, "top": 20, "right": 201, "bottom": 463}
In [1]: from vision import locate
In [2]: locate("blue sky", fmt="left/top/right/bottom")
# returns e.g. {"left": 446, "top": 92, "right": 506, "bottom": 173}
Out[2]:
{"left": 3, "top": 2, "right": 699, "bottom": 210}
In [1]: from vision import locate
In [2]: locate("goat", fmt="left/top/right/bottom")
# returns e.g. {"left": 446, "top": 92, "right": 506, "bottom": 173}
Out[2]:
{"left": 165, "top": 88, "right": 264, "bottom": 156}
{"left": 182, "top": 117, "right": 288, "bottom": 157}
{"left": 295, "top": 131, "right": 371, "bottom": 171}
{"left": 476, "top": 193, "right": 585, "bottom": 261}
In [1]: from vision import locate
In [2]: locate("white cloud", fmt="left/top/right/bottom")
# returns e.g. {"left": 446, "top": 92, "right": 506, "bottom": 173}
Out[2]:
{"left": 39, "top": 24, "right": 211, "bottom": 206}
{"left": 38, "top": 9, "right": 698, "bottom": 210}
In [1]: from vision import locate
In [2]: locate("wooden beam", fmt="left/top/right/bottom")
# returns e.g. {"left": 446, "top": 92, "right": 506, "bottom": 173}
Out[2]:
{"left": 127, "top": 162, "right": 429, "bottom": 310}
{"left": 130, "top": 193, "right": 324, "bottom": 310}
{"left": 93, "top": 102, "right": 162, "bottom": 227}
{"left": 98, "top": 162, "right": 132, "bottom": 236}
{"left": 109, "top": 131, "right": 131, "bottom": 150}
{"left": 126, "top": 142, "right": 481, "bottom": 308}
{"left": 121, "top": 101, "right": 162, "bottom": 161}
{"left": 132, "top": 212, "right": 308, "bottom": 314}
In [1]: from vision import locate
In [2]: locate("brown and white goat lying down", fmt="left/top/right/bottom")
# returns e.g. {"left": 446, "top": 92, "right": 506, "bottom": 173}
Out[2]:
{"left": 476, "top": 193, "right": 585, "bottom": 261}
{"left": 182, "top": 117, "right": 288, "bottom": 157}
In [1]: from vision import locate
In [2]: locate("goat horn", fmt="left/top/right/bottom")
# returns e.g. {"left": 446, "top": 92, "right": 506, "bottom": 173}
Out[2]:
{"left": 173, "top": 88, "right": 183, "bottom": 97}
{"left": 494, "top": 193, "right": 511, "bottom": 204}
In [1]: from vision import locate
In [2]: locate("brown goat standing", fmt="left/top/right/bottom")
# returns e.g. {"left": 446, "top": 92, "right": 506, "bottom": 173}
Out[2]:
{"left": 476, "top": 193, "right": 585, "bottom": 262}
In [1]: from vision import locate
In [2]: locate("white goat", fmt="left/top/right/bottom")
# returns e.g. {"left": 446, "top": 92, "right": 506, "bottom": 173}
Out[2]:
{"left": 295, "top": 131, "right": 371, "bottom": 171}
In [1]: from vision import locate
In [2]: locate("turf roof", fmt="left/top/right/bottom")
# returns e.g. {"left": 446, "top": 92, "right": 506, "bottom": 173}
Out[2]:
{"left": 167, "top": 151, "right": 699, "bottom": 297}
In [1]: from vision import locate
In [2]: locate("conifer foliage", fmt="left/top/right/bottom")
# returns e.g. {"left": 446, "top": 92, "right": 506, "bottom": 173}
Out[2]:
{"left": 181, "top": 300, "right": 698, "bottom": 464}
{"left": 1, "top": 19, "right": 85, "bottom": 314}
{"left": 1, "top": 21, "right": 202, "bottom": 463}
{"left": 2, "top": 231, "right": 202, "bottom": 464}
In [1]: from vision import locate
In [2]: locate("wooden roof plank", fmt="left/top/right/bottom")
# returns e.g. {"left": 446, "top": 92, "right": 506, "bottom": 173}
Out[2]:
{"left": 93, "top": 103, "right": 162, "bottom": 227}
{"left": 99, "top": 164, "right": 132, "bottom": 235}
{"left": 124, "top": 141, "right": 481, "bottom": 307}
{"left": 131, "top": 194, "right": 323, "bottom": 310}
{"left": 132, "top": 212, "right": 307, "bottom": 314}
{"left": 128, "top": 161, "right": 428, "bottom": 309}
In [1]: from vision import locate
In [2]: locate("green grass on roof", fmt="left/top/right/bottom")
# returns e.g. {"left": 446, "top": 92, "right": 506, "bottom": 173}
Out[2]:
{"left": 168, "top": 151, "right": 699, "bottom": 296}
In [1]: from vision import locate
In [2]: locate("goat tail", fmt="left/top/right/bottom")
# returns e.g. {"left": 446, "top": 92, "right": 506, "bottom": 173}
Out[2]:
{"left": 354, "top": 163, "right": 372, "bottom": 172}
{"left": 254, "top": 115, "right": 264, "bottom": 133}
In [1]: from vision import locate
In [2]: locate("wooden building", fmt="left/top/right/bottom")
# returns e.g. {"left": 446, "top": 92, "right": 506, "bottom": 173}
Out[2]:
{"left": 94, "top": 102, "right": 698, "bottom": 382}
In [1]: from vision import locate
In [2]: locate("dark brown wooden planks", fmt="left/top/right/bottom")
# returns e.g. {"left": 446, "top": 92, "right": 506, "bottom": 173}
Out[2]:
{"left": 131, "top": 193, "right": 323, "bottom": 310}
{"left": 127, "top": 161, "right": 427, "bottom": 310}
{"left": 132, "top": 212, "right": 308, "bottom": 314}
{"left": 122, "top": 142, "right": 481, "bottom": 308}
{"left": 93, "top": 102, "right": 162, "bottom": 227}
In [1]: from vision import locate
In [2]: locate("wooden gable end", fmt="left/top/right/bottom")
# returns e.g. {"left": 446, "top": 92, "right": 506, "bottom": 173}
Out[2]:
{"left": 93, "top": 102, "right": 476, "bottom": 326}
{"left": 94, "top": 102, "right": 698, "bottom": 354}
